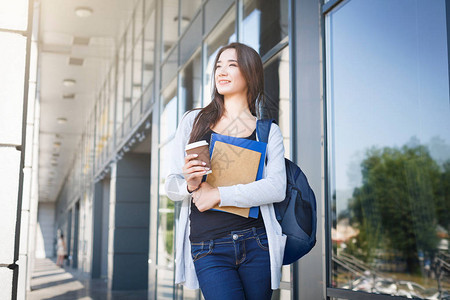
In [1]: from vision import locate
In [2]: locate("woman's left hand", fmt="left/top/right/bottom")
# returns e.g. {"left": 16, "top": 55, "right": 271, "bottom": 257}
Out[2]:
{"left": 192, "top": 182, "right": 220, "bottom": 212}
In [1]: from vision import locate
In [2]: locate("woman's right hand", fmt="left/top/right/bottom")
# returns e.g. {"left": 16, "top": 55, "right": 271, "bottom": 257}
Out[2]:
{"left": 182, "top": 154, "right": 210, "bottom": 193}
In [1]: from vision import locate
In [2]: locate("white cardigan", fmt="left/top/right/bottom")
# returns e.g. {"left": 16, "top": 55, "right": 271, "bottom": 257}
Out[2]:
{"left": 165, "top": 110, "right": 287, "bottom": 290}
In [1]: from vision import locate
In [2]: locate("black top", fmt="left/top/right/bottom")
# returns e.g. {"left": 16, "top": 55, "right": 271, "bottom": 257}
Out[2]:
{"left": 189, "top": 128, "right": 265, "bottom": 242}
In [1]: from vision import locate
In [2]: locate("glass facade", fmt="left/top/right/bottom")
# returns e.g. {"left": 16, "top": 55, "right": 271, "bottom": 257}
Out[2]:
{"left": 326, "top": 0, "right": 450, "bottom": 298}
{"left": 116, "top": 42, "right": 125, "bottom": 138}
{"left": 262, "top": 46, "right": 290, "bottom": 153}
{"left": 262, "top": 43, "right": 292, "bottom": 298}
{"left": 203, "top": 5, "right": 236, "bottom": 106}
{"left": 179, "top": 50, "right": 202, "bottom": 114}
{"left": 156, "top": 1, "right": 294, "bottom": 298}
{"left": 143, "top": 2, "right": 155, "bottom": 83}
{"left": 160, "top": 79, "right": 178, "bottom": 144}
{"left": 242, "top": 0, "right": 288, "bottom": 57}
{"left": 180, "top": 0, "right": 202, "bottom": 35}
{"left": 157, "top": 139, "right": 176, "bottom": 299}
{"left": 143, "top": 0, "right": 156, "bottom": 112}
{"left": 162, "top": 0, "right": 179, "bottom": 59}
{"left": 90, "top": 0, "right": 157, "bottom": 171}
{"left": 124, "top": 28, "right": 133, "bottom": 130}
{"left": 48, "top": 0, "right": 450, "bottom": 299}
{"left": 87, "top": 0, "right": 296, "bottom": 298}
{"left": 132, "top": 1, "right": 144, "bottom": 127}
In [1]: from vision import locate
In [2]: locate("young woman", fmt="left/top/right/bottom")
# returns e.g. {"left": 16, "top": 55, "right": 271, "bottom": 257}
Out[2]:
{"left": 165, "top": 42, "right": 287, "bottom": 299}
{"left": 56, "top": 233, "right": 66, "bottom": 267}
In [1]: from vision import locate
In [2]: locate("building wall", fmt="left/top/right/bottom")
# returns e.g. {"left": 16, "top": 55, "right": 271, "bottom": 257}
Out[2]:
{"left": 0, "top": 0, "right": 38, "bottom": 299}
{"left": 49, "top": 0, "right": 450, "bottom": 299}
{"left": 294, "top": 0, "right": 324, "bottom": 298}
{"left": 35, "top": 203, "right": 56, "bottom": 258}
{"left": 53, "top": 0, "right": 296, "bottom": 297}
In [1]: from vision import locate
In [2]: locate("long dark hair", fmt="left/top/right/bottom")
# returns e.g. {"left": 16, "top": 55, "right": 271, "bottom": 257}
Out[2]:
{"left": 188, "top": 43, "right": 264, "bottom": 143}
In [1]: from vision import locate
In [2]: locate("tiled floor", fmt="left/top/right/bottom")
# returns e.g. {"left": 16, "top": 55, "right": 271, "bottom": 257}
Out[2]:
{"left": 27, "top": 258, "right": 148, "bottom": 300}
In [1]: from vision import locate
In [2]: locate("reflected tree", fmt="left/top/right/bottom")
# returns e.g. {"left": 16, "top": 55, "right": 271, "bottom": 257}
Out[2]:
{"left": 349, "top": 145, "right": 443, "bottom": 273}
{"left": 165, "top": 199, "right": 175, "bottom": 256}
{"left": 436, "top": 160, "right": 450, "bottom": 233}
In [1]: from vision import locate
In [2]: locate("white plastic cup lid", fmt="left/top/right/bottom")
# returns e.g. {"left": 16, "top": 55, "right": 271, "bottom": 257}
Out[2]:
{"left": 185, "top": 140, "right": 209, "bottom": 151}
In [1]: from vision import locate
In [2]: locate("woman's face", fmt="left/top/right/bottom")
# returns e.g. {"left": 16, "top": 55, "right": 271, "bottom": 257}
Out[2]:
{"left": 215, "top": 48, "right": 248, "bottom": 99}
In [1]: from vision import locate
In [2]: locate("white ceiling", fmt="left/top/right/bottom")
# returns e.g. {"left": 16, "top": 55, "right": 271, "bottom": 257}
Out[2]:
{"left": 38, "top": 0, "right": 138, "bottom": 202}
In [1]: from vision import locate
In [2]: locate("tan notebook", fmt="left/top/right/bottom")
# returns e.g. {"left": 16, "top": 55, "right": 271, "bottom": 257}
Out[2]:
{"left": 206, "top": 141, "right": 262, "bottom": 218}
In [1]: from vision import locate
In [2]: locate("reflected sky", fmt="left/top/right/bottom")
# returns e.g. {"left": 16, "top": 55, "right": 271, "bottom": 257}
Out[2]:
{"left": 328, "top": 0, "right": 450, "bottom": 213}
{"left": 242, "top": 9, "right": 261, "bottom": 53}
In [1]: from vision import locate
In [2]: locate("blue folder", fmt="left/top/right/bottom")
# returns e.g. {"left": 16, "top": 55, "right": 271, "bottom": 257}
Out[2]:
{"left": 207, "top": 133, "right": 267, "bottom": 218}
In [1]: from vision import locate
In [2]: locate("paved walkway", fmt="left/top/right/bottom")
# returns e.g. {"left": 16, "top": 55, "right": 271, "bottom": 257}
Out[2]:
{"left": 27, "top": 258, "right": 148, "bottom": 300}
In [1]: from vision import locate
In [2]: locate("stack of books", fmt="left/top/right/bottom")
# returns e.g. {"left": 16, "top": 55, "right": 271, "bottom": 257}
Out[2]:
{"left": 206, "top": 133, "right": 267, "bottom": 218}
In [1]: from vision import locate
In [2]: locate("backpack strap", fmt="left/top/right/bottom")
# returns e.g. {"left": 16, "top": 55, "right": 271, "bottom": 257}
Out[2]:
{"left": 256, "top": 119, "right": 275, "bottom": 165}
{"left": 256, "top": 119, "right": 275, "bottom": 144}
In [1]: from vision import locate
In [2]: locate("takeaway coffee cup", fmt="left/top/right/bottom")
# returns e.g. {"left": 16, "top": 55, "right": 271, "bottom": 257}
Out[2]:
{"left": 185, "top": 140, "right": 212, "bottom": 174}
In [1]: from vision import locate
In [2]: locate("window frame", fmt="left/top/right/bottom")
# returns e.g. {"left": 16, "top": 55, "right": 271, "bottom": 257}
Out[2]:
{"left": 322, "top": 0, "right": 450, "bottom": 299}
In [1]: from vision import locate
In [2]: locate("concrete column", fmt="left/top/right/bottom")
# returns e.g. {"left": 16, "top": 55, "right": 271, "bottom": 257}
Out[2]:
{"left": 109, "top": 153, "right": 150, "bottom": 290}
{"left": 66, "top": 209, "right": 72, "bottom": 266}
{"left": 0, "top": 144, "right": 21, "bottom": 300}
{"left": 35, "top": 203, "right": 55, "bottom": 258}
{"left": 92, "top": 179, "right": 110, "bottom": 279}
{"left": 0, "top": 0, "right": 35, "bottom": 297}
{"left": 92, "top": 181, "right": 103, "bottom": 278}
{"left": 294, "top": 0, "right": 325, "bottom": 299}
{"left": 72, "top": 202, "right": 80, "bottom": 269}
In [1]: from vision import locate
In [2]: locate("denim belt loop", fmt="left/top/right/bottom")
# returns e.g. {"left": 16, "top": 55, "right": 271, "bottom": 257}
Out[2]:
{"left": 252, "top": 227, "right": 257, "bottom": 236}
{"left": 209, "top": 239, "right": 214, "bottom": 250}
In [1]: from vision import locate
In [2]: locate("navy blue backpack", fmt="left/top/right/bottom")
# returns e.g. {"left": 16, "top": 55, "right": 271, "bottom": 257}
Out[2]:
{"left": 257, "top": 119, "right": 317, "bottom": 265}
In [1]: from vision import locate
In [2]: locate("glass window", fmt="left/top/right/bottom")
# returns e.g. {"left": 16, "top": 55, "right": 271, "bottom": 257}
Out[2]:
{"left": 143, "top": 82, "right": 154, "bottom": 113}
{"left": 0, "top": 0, "right": 28, "bottom": 31}
{"left": 180, "top": 0, "right": 202, "bottom": 34}
{"left": 97, "top": 90, "right": 106, "bottom": 163}
{"left": 179, "top": 50, "right": 202, "bottom": 117}
{"left": 242, "top": 0, "right": 288, "bottom": 57}
{"left": 327, "top": 1, "right": 450, "bottom": 298}
{"left": 143, "top": 1, "right": 156, "bottom": 89}
{"left": 133, "top": 34, "right": 143, "bottom": 102}
{"left": 108, "top": 66, "right": 115, "bottom": 150}
{"left": 145, "top": 0, "right": 155, "bottom": 17}
{"left": 262, "top": 46, "right": 292, "bottom": 300}
{"left": 126, "top": 23, "right": 133, "bottom": 61}
{"left": 162, "top": 0, "right": 179, "bottom": 60}
{"left": 134, "top": 0, "right": 144, "bottom": 45}
{"left": 102, "top": 91, "right": 109, "bottom": 162}
{"left": 160, "top": 79, "right": 178, "bottom": 144}
{"left": 94, "top": 96, "right": 101, "bottom": 166}
{"left": 157, "top": 140, "right": 176, "bottom": 300}
{"left": 124, "top": 55, "right": 132, "bottom": 126}
{"left": 123, "top": 23, "right": 133, "bottom": 131}
{"left": 179, "top": 11, "right": 202, "bottom": 66}
{"left": 161, "top": 46, "right": 179, "bottom": 89}
{"left": 203, "top": 6, "right": 237, "bottom": 105}
{"left": 116, "top": 43, "right": 125, "bottom": 138}
{"left": 262, "top": 46, "right": 290, "bottom": 158}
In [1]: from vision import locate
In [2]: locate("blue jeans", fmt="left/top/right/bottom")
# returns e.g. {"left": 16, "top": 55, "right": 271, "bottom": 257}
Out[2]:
{"left": 191, "top": 227, "right": 272, "bottom": 300}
